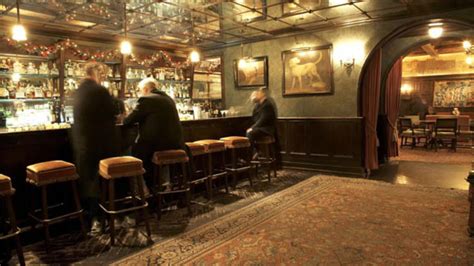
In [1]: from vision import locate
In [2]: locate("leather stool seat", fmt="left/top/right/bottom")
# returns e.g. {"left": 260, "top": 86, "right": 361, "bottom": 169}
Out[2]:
{"left": 255, "top": 135, "right": 275, "bottom": 144}
{"left": 194, "top": 140, "right": 226, "bottom": 153}
{"left": 0, "top": 174, "right": 13, "bottom": 196}
{"left": 186, "top": 142, "right": 207, "bottom": 156}
{"left": 26, "top": 160, "right": 78, "bottom": 186}
{"left": 152, "top": 149, "right": 189, "bottom": 165}
{"left": 99, "top": 156, "right": 145, "bottom": 179}
{"left": 220, "top": 136, "right": 251, "bottom": 149}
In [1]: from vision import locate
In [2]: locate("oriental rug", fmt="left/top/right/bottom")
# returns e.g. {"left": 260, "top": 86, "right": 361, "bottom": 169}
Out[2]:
{"left": 114, "top": 175, "right": 474, "bottom": 265}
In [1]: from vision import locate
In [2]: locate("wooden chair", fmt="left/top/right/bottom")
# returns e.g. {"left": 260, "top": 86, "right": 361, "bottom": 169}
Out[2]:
{"left": 98, "top": 156, "right": 152, "bottom": 246}
{"left": 193, "top": 140, "right": 229, "bottom": 199}
{"left": 251, "top": 136, "right": 277, "bottom": 183}
{"left": 433, "top": 118, "right": 458, "bottom": 152}
{"left": 0, "top": 174, "right": 24, "bottom": 265}
{"left": 26, "top": 160, "right": 86, "bottom": 252}
{"left": 151, "top": 149, "right": 192, "bottom": 219}
{"left": 185, "top": 142, "right": 212, "bottom": 199}
{"left": 398, "top": 118, "right": 430, "bottom": 149}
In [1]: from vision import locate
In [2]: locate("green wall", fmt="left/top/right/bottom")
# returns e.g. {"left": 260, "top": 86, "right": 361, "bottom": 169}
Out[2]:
{"left": 216, "top": 9, "right": 474, "bottom": 118}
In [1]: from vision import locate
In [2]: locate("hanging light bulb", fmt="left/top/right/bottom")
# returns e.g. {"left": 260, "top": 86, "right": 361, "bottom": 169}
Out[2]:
{"left": 238, "top": 58, "right": 247, "bottom": 68}
{"left": 189, "top": 49, "right": 200, "bottom": 63}
{"left": 120, "top": 2, "right": 132, "bottom": 55}
{"left": 12, "top": 0, "right": 27, "bottom": 41}
{"left": 466, "top": 55, "right": 473, "bottom": 65}
{"left": 11, "top": 72, "right": 21, "bottom": 83}
{"left": 120, "top": 40, "right": 132, "bottom": 55}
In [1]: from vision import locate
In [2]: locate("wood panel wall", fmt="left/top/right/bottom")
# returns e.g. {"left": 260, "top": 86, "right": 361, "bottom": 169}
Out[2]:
{"left": 277, "top": 117, "right": 365, "bottom": 176}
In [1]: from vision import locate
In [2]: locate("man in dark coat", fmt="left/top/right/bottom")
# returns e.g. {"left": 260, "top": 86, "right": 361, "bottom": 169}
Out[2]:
{"left": 123, "top": 78, "right": 185, "bottom": 187}
{"left": 246, "top": 88, "right": 277, "bottom": 143}
{"left": 246, "top": 88, "right": 281, "bottom": 165}
{"left": 72, "top": 62, "right": 120, "bottom": 234}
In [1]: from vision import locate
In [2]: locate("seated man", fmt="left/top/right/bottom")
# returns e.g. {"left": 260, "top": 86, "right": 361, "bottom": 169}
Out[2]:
{"left": 123, "top": 78, "right": 185, "bottom": 187}
{"left": 246, "top": 87, "right": 278, "bottom": 157}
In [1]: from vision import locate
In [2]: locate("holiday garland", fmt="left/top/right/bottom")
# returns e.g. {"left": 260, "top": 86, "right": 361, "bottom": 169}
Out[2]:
{"left": 1, "top": 36, "right": 189, "bottom": 68}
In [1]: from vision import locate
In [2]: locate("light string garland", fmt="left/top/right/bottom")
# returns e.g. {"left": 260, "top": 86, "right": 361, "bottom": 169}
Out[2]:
{"left": 1, "top": 36, "right": 190, "bottom": 68}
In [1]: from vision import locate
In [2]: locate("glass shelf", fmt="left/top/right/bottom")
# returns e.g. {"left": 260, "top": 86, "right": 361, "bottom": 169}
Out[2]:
{"left": 0, "top": 98, "right": 53, "bottom": 103}
{"left": 0, "top": 73, "right": 59, "bottom": 79}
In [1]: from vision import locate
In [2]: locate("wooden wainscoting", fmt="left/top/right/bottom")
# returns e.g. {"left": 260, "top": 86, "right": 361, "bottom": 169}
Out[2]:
{"left": 277, "top": 117, "right": 365, "bottom": 176}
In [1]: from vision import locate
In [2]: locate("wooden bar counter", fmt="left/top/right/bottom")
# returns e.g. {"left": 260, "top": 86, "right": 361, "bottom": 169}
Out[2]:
{"left": 0, "top": 116, "right": 252, "bottom": 220}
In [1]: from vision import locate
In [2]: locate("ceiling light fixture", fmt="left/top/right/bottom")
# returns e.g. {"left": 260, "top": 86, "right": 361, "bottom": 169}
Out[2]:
{"left": 11, "top": 0, "right": 27, "bottom": 41}
{"left": 120, "top": 2, "right": 132, "bottom": 55}
{"left": 428, "top": 25, "right": 443, "bottom": 39}
{"left": 189, "top": 19, "right": 200, "bottom": 63}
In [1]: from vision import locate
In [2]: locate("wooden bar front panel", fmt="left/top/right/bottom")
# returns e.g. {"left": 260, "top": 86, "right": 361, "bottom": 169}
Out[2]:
{"left": 278, "top": 117, "right": 365, "bottom": 176}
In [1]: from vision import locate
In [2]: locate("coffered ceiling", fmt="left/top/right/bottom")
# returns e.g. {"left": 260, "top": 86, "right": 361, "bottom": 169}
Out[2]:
{"left": 0, "top": 0, "right": 474, "bottom": 53}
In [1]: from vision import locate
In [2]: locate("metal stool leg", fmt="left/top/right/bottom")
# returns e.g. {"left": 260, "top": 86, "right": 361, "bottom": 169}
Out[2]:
{"left": 264, "top": 144, "right": 271, "bottom": 182}
{"left": 107, "top": 179, "right": 115, "bottom": 246}
{"left": 180, "top": 163, "right": 192, "bottom": 217}
{"left": 41, "top": 186, "right": 50, "bottom": 252}
{"left": 136, "top": 175, "right": 152, "bottom": 242}
{"left": 222, "top": 151, "right": 229, "bottom": 193}
{"left": 71, "top": 180, "right": 87, "bottom": 238}
{"left": 5, "top": 195, "right": 25, "bottom": 266}
{"left": 155, "top": 165, "right": 163, "bottom": 220}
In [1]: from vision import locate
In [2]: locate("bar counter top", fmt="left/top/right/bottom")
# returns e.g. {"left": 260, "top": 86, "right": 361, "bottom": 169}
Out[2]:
{"left": 0, "top": 116, "right": 251, "bottom": 135}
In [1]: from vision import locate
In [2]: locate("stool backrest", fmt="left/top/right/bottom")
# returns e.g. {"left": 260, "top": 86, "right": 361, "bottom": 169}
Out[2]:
{"left": 399, "top": 118, "right": 413, "bottom": 131}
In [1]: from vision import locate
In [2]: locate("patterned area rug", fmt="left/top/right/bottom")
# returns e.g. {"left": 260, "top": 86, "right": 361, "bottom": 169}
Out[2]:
{"left": 395, "top": 148, "right": 472, "bottom": 164}
{"left": 114, "top": 175, "right": 474, "bottom": 265}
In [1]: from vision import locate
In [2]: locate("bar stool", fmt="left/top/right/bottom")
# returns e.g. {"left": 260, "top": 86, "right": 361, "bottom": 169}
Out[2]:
{"left": 26, "top": 160, "right": 86, "bottom": 251}
{"left": 252, "top": 135, "right": 277, "bottom": 182}
{"left": 220, "top": 136, "right": 253, "bottom": 188}
{"left": 0, "top": 174, "right": 25, "bottom": 266}
{"left": 186, "top": 142, "right": 211, "bottom": 199}
{"left": 98, "top": 156, "right": 151, "bottom": 246}
{"left": 151, "top": 149, "right": 191, "bottom": 219}
{"left": 193, "top": 140, "right": 229, "bottom": 200}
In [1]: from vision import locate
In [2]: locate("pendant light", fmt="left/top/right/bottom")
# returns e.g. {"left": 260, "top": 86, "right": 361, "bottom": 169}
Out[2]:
{"left": 120, "top": 2, "right": 132, "bottom": 55}
{"left": 12, "top": 0, "right": 27, "bottom": 42}
{"left": 189, "top": 18, "right": 200, "bottom": 63}
{"left": 238, "top": 43, "right": 247, "bottom": 68}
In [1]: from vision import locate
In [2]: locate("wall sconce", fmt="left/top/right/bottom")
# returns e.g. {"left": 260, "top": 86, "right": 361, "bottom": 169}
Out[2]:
{"left": 340, "top": 57, "right": 355, "bottom": 69}
{"left": 401, "top": 84, "right": 413, "bottom": 99}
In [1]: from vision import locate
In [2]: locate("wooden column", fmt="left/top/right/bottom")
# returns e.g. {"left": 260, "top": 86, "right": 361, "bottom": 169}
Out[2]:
{"left": 58, "top": 49, "right": 65, "bottom": 102}
{"left": 120, "top": 54, "right": 127, "bottom": 99}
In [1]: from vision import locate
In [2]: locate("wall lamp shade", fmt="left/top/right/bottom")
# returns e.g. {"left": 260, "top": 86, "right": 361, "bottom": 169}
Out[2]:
{"left": 12, "top": 24, "right": 27, "bottom": 41}
{"left": 428, "top": 27, "right": 443, "bottom": 39}
{"left": 189, "top": 50, "right": 200, "bottom": 63}
{"left": 120, "top": 40, "right": 132, "bottom": 55}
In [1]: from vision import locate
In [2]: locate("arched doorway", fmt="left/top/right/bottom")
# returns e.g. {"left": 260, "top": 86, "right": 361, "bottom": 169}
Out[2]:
{"left": 358, "top": 18, "right": 474, "bottom": 174}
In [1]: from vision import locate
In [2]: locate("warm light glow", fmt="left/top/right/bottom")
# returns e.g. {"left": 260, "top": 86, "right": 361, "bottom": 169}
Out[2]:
{"left": 189, "top": 50, "right": 200, "bottom": 63}
{"left": 11, "top": 24, "right": 27, "bottom": 41}
{"left": 238, "top": 58, "right": 247, "bottom": 68}
{"left": 11, "top": 72, "right": 21, "bottom": 83}
{"left": 463, "top": 40, "right": 472, "bottom": 50}
{"left": 120, "top": 40, "right": 132, "bottom": 55}
{"left": 401, "top": 84, "right": 413, "bottom": 95}
{"left": 466, "top": 55, "right": 473, "bottom": 65}
{"left": 103, "top": 81, "right": 110, "bottom": 88}
{"left": 428, "top": 27, "right": 443, "bottom": 39}
{"left": 334, "top": 39, "right": 365, "bottom": 66}
{"left": 329, "top": 0, "right": 348, "bottom": 5}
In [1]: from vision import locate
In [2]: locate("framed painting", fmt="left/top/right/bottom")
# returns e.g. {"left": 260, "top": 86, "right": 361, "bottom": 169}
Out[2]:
{"left": 433, "top": 79, "right": 474, "bottom": 107}
{"left": 233, "top": 56, "right": 268, "bottom": 88}
{"left": 282, "top": 45, "right": 333, "bottom": 96}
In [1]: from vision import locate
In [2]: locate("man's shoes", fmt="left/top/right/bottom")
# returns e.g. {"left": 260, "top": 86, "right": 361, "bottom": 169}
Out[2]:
{"left": 88, "top": 218, "right": 103, "bottom": 237}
